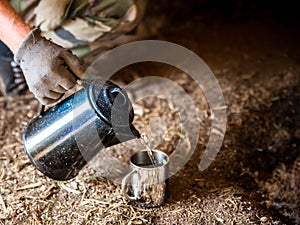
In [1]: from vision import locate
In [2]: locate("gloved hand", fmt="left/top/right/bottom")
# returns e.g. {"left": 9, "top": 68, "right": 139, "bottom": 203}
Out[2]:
{"left": 14, "top": 28, "right": 85, "bottom": 105}
{"left": 34, "top": 0, "right": 72, "bottom": 31}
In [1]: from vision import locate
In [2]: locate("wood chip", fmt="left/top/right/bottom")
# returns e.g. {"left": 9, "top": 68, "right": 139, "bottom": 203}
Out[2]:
{"left": 32, "top": 211, "right": 42, "bottom": 224}
{"left": 61, "top": 184, "right": 81, "bottom": 195}
{"left": 80, "top": 199, "right": 109, "bottom": 206}
{"left": 16, "top": 182, "right": 43, "bottom": 191}
{"left": 40, "top": 184, "right": 59, "bottom": 200}
{"left": 0, "top": 194, "right": 7, "bottom": 213}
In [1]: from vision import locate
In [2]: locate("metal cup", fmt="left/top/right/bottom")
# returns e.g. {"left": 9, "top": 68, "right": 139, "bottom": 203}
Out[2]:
{"left": 121, "top": 150, "right": 169, "bottom": 208}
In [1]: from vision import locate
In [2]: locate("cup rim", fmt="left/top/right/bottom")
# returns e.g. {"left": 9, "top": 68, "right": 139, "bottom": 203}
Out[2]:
{"left": 130, "top": 149, "right": 169, "bottom": 169}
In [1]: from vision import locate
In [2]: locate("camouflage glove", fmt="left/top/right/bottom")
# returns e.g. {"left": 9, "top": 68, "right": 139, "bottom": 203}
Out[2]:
{"left": 34, "top": 0, "right": 72, "bottom": 31}
{"left": 14, "top": 28, "right": 84, "bottom": 105}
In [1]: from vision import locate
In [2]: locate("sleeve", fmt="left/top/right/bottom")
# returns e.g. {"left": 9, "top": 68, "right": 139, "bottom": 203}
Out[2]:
{"left": 38, "top": 0, "right": 148, "bottom": 50}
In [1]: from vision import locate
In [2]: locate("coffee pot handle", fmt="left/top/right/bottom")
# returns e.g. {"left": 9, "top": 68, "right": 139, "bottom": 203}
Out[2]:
{"left": 121, "top": 170, "right": 139, "bottom": 201}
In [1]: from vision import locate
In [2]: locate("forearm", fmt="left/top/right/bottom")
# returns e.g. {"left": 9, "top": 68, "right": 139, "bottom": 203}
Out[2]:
{"left": 0, "top": 0, "right": 30, "bottom": 53}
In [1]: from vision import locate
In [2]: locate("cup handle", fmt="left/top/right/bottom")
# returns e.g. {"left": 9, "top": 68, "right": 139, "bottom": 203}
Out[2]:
{"left": 121, "top": 170, "right": 138, "bottom": 201}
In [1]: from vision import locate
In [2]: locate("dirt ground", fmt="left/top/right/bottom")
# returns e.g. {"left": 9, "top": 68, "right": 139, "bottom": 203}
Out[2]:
{"left": 1, "top": 1, "right": 300, "bottom": 224}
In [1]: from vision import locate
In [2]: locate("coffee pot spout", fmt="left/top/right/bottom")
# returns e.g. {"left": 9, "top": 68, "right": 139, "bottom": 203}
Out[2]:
{"left": 106, "top": 124, "right": 140, "bottom": 147}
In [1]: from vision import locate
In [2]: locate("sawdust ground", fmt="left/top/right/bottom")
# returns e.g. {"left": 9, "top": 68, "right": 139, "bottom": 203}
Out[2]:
{"left": 1, "top": 1, "right": 300, "bottom": 224}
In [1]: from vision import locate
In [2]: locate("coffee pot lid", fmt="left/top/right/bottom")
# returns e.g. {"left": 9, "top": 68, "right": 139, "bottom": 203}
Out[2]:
{"left": 87, "top": 78, "right": 134, "bottom": 127}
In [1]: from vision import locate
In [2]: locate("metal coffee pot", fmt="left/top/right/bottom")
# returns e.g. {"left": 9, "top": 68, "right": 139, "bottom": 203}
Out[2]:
{"left": 23, "top": 79, "right": 140, "bottom": 180}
